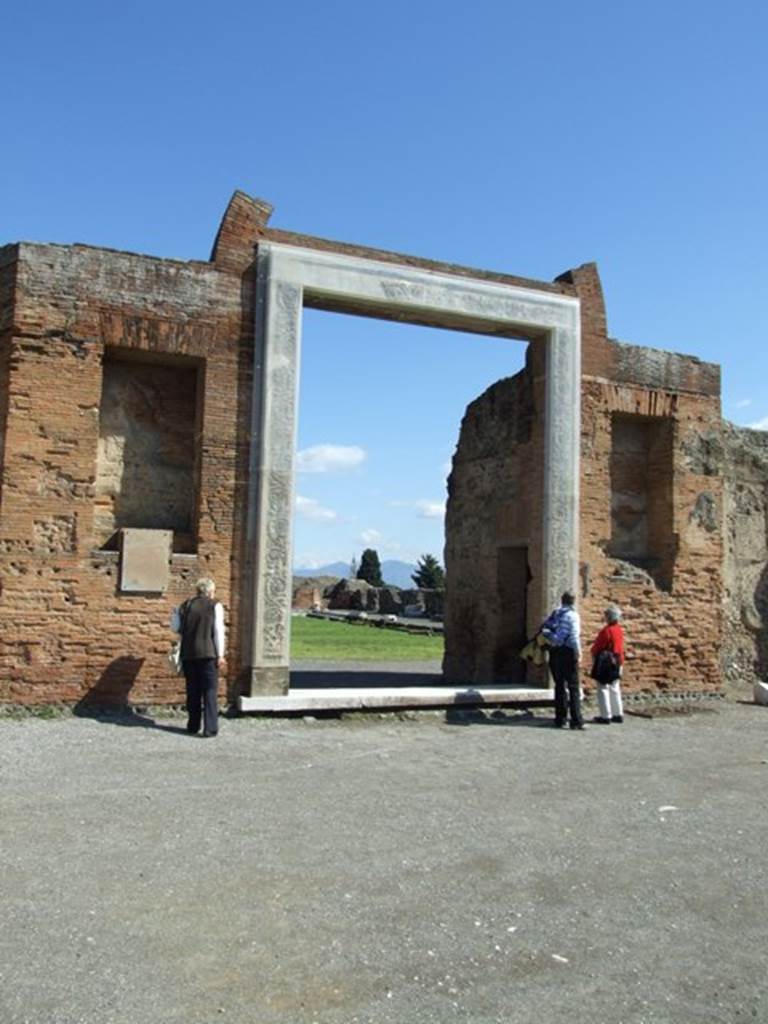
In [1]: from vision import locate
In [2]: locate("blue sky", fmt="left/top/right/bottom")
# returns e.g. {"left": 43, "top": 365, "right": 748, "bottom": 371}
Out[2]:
{"left": 3, "top": 1, "right": 767, "bottom": 568}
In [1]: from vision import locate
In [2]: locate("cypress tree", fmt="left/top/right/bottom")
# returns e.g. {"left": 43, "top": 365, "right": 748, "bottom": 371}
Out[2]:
{"left": 356, "top": 548, "right": 384, "bottom": 587}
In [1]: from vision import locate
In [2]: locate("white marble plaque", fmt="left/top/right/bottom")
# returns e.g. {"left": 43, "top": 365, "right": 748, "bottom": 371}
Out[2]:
{"left": 119, "top": 528, "right": 172, "bottom": 593}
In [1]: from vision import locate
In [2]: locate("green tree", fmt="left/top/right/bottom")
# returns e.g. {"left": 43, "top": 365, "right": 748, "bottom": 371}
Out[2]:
{"left": 411, "top": 554, "right": 445, "bottom": 589}
{"left": 356, "top": 548, "right": 384, "bottom": 587}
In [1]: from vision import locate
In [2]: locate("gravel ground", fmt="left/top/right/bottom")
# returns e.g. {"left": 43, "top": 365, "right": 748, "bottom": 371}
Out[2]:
{"left": 1, "top": 703, "right": 766, "bottom": 1024}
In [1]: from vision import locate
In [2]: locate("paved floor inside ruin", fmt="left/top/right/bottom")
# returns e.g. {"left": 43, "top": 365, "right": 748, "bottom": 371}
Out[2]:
{"left": 290, "top": 658, "right": 444, "bottom": 688}
{"left": 1, "top": 702, "right": 766, "bottom": 1024}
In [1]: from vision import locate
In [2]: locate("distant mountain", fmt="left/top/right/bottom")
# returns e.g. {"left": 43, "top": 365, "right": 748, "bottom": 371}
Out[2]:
{"left": 380, "top": 560, "right": 419, "bottom": 589}
{"left": 293, "top": 559, "right": 419, "bottom": 589}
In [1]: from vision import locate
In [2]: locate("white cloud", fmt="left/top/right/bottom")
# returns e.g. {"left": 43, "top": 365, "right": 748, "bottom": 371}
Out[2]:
{"left": 374, "top": 538, "right": 409, "bottom": 558}
{"left": 294, "top": 554, "right": 323, "bottom": 570}
{"left": 735, "top": 399, "right": 752, "bottom": 409}
{"left": 380, "top": 540, "right": 410, "bottom": 558}
{"left": 442, "top": 459, "right": 453, "bottom": 477}
{"left": 296, "top": 444, "right": 366, "bottom": 474}
{"left": 386, "top": 498, "right": 447, "bottom": 519}
{"left": 361, "top": 529, "right": 381, "bottom": 544}
{"left": 416, "top": 500, "right": 446, "bottom": 520}
{"left": 295, "top": 495, "right": 337, "bottom": 521}
{"left": 748, "top": 416, "right": 768, "bottom": 431}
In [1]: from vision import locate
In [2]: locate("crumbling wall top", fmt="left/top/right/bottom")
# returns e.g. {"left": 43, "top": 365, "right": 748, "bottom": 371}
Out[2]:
{"left": 610, "top": 339, "right": 721, "bottom": 397}
{"left": 0, "top": 244, "right": 19, "bottom": 335}
{"left": 210, "top": 190, "right": 274, "bottom": 273}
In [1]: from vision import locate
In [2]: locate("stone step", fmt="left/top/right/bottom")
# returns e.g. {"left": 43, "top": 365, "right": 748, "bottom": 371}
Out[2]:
{"left": 239, "top": 685, "right": 554, "bottom": 714}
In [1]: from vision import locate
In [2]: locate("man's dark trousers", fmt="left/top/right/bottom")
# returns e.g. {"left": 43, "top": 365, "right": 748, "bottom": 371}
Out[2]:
{"left": 549, "top": 646, "right": 583, "bottom": 728}
{"left": 183, "top": 658, "right": 219, "bottom": 736}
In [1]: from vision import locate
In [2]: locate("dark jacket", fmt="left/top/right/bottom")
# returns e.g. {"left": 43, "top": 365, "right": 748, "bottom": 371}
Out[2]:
{"left": 180, "top": 596, "right": 218, "bottom": 661}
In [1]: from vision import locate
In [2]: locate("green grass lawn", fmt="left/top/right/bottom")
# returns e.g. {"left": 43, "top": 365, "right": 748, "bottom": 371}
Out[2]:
{"left": 290, "top": 615, "right": 444, "bottom": 662}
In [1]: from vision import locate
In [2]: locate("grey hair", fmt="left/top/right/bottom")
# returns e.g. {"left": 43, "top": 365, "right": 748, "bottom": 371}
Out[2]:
{"left": 195, "top": 577, "right": 216, "bottom": 597}
{"left": 605, "top": 604, "right": 622, "bottom": 624}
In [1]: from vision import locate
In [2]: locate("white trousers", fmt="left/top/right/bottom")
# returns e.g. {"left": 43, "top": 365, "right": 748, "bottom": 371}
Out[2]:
{"left": 597, "top": 680, "right": 623, "bottom": 720}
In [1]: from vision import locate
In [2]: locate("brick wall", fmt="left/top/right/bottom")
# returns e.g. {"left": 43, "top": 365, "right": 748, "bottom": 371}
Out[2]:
{"left": 721, "top": 423, "right": 768, "bottom": 694}
{"left": 444, "top": 361, "right": 544, "bottom": 684}
{"left": 446, "top": 299, "right": 725, "bottom": 694}
{"left": 0, "top": 193, "right": 741, "bottom": 703}
{"left": 579, "top": 370, "right": 723, "bottom": 694}
{"left": 2, "top": 197, "right": 584, "bottom": 706}
{"left": 0, "top": 247, "right": 17, "bottom": 507}
{"left": 0, "top": 241, "right": 253, "bottom": 705}
{"left": 555, "top": 263, "right": 610, "bottom": 378}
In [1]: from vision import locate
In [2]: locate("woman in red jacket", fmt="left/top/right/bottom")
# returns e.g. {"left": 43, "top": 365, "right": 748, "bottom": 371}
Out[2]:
{"left": 591, "top": 605, "right": 625, "bottom": 724}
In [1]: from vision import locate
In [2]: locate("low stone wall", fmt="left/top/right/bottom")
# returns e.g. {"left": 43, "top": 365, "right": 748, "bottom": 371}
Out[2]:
{"left": 324, "top": 578, "right": 444, "bottom": 618}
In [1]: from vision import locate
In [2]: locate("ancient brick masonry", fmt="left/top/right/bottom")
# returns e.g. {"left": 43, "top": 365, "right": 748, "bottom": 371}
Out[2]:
{"left": 0, "top": 192, "right": 759, "bottom": 704}
{"left": 719, "top": 424, "right": 768, "bottom": 692}
{"left": 0, "top": 192, "right": 583, "bottom": 706}
{"left": 0, "top": 228, "right": 255, "bottom": 705}
{"left": 578, "top": 350, "right": 723, "bottom": 694}
{"left": 445, "top": 265, "right": 728, "bottom": 695}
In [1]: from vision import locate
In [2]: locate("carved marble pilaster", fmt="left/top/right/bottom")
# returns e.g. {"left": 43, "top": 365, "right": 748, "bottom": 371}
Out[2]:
{"left": 243, "top": 252, "right": 302, "bottom": 695}
{"left": 542, "top": 324, "right": 581, "bottom": 610}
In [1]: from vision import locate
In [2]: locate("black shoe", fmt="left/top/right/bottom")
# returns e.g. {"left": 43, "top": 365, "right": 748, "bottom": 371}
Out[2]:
{"left": 593, "top": 717, "right": 611, "bottom": 725}
{"left": 202, "top": 731, "right": 218, "bottom": 738}
{"left": 570, "top": 723, "right": 587, "bottom": 730}
{"left": 186, "top": 726, "right": 199, "bottom": 735}
{"left": 611, "top": 715, "right": 624, "bottom": 724}
{"left": 553, "top": 721, "right": 566, "bottom": 729}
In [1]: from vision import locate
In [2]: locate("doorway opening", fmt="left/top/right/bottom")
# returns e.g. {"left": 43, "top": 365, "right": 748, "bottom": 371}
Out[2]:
{"left": 494, "top": 545, "right": 530, "bottom": 683}
{"left": 291, "top": 308, "right": 527, "bottom": 690}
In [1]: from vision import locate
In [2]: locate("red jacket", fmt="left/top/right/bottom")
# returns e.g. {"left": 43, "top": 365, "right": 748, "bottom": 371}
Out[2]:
{"left": 591, "top": 623, "right": 625, "bottom": 665}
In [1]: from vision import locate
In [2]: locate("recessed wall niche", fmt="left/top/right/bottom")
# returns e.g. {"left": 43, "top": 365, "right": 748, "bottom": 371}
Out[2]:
{"left": 95, "top": 349, "right": 202, "bottom": 553}
{"left": 610, "top": 412, "right": 676, "bottom": 590}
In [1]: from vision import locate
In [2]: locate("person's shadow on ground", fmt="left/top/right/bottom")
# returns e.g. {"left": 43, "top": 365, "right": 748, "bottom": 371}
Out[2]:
{"left": 73, "top": 703, "right": 190, "bottom": 734}
{"left": 73, "top": 656, "right": 191, "bottom": 734}
{"left": 445, "top": 707, "right": 552, "bottom": 727}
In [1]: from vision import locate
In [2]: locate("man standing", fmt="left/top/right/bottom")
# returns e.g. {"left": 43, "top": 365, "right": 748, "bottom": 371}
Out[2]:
{"left": 171, "top": 577, "right": 226, "bottom": 738}
{"left": 541, "top": 590, "right": 585, "bottom": 730}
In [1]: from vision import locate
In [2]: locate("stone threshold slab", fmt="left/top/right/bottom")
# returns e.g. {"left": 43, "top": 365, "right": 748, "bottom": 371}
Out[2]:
{"left": 239, "top": 686, "right": 554, "bottom": 714}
